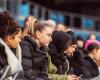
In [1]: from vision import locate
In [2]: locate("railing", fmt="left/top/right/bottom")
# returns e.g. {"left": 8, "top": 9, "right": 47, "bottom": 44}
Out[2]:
{"left": 0, "top": 0, "right": 100, "bottom": 40}
{"left": 26, "top": 1, "right": 100, "bottom": 32}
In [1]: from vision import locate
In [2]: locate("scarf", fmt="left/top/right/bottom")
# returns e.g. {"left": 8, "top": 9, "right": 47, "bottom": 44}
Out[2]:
{"left": 0, "top": 38, "right": 23, "bottom": 75}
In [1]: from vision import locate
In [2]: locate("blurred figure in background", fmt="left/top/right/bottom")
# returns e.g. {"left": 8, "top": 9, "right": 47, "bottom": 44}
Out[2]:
{"left": 85, "top": 39, "right": 100, "bottom": 49}
{"left": 87, "top": 33, "right": 96, "bottom": 40}
{"left": 75, "top": 36, "right": 88, "bottom": 61}
{"left": 56, "top": 24, "right": 68, "bottom": 32}
{"left": 21, "top": 15, "right": 37, "bottom": 38}
{"left": 76, "top": 36, "right": 84, "bottom": 49}
{"left": 24, "top": 15, "right": 37, "bottom": 28}
{"left": 45, "top": 19, "right": 56, "bottom": 31}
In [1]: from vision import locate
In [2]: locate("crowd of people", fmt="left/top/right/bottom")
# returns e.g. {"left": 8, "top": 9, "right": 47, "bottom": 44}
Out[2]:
{"left": 0, "top": 11, "right": 100, "bottom": 80}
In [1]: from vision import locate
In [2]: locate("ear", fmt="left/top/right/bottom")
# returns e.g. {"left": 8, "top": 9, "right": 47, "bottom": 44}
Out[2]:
{"left": 3, "top": 36, "right": 12, "bottom": 46}
{"left": 93, "top": 49, "right": 97, "bottom": 55}
{"left": 35, "top": 31, "right": 41, "bottom": 39}
{"left": 7, "top": 36, "right": 13, "bottom": 42}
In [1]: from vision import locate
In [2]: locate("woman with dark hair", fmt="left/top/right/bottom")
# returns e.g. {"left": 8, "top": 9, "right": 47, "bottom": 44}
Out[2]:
{"left": 65, "top": 31, "right": 89, "bottom": 77}
{"left": 80, "top": 43, "right": 100, "bottom": 79}
{"left": 49, "top": 31, "right": 71, "bottom": 74}
{"left": 0, "top": 11, "right": 23, "bottom": 79}
{"left": 49, "top": 31, "right": 79, "bottom": 80}
{"left": 65, "top": 35, "right": 82, "bottom": 76}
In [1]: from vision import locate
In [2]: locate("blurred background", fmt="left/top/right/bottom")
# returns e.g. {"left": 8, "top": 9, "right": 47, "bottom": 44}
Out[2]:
{"left": 0, "top": 0, "right": 100, "bottom": 40}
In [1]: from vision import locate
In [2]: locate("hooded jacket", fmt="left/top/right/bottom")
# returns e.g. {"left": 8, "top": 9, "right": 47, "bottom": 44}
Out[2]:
{"left": 49, "top": 31, "right": 70, "bottom": 74}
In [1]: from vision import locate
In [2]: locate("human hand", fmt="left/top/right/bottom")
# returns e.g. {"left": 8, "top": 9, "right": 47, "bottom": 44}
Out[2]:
{"left": 67, "top": 74, "right": 80, "bottom": 80}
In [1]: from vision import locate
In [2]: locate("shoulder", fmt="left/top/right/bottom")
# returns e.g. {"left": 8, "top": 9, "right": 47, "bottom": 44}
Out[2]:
{"left": 0, "top": 43, "right": 4, "bottom": 49}
{"left": 0, "top": 43, "right": 5, "bottom": 55}
{"left": 20, "top": 36, "right": 31, "bottom": 46}
{"left": 81, "top": 56, "right": 94, "bottom": 67}
{"left": 0, "top": 43, "right": 7, "bottom": 68}
{"left": 20, "top": 36, "right": 37, "bottom": 49}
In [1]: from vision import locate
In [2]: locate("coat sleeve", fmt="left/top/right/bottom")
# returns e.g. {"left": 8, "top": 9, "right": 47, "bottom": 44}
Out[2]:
{"left": 20, "top": 41, "right": 48, "bottom": 79}
{"left": 20, "top": 42, "right": 36, "bottom": 80}
{"left": 0, "top": 44, "right": 9, "bottom": 79}
{"left": 0, "top": 56, "right": 5, "bottom": 77}
{"left": 47, "top": 53, "right": 67, "bottom": 80}
{"left": 80, "top": 61, "right": 91, "bottom": 78}
{"left": 32, "top": 53, "right": 47, "bottom": 69}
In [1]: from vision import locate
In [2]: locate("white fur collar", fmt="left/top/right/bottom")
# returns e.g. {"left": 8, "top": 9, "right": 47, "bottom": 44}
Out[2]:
{"left": 0, "top": 38, "right": 23, "bottom": 75}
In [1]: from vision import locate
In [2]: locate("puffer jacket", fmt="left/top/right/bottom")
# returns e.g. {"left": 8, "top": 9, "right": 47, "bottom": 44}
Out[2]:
{"left": 20, "top": 35, "right": 50, "bottom": 80}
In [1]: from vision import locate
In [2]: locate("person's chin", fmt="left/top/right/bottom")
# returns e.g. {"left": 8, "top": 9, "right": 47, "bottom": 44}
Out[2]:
{"left": 45, "top": 45, "right": 48, "bottom": 47}
{"left": 45, "top": 44, "right": 49, "bottom": 47}
{"left": 68, "top": 54, "right": 73, "bottom": 57}
{"left": 43, "top": 44, "right": 48, "bottom": 47}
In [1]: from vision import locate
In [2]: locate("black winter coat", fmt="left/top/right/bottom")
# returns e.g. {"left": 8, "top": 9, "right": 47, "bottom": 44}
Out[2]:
{"left": 49, "top": 31, "right": 70, "bottom": 74}
{"left": 20, "top": 36, "right": 50, "bottom": 80}
{"left": 80, "top": 56, "right": 99, "bottom": 79}
{"left": 67, "top": 48, "right": 88, "bottom": 76}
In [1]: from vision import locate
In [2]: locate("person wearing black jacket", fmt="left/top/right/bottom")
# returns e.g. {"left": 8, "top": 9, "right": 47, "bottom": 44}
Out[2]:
{"left": 49, "top": 31, "right": 80, "bottom": 80}
{"left": 80, "top": 43, "right": 100, "bottom": 79}
{"left": 20, "top": 21, "right": 53, "bottom": 80}
{"left": 49, "top": 31, "right": 71, "bottom": 74}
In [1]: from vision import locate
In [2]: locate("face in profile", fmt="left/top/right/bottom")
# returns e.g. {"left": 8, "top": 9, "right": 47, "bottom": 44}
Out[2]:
{"left": 65, "top": 44, "right": 77, "bottom": 57}
{"left": 77, "top": 40, "right": 84, "bottom": 48}
{"left": 94, "top": 48, "right": 100, "bottom": 61}
{"left": 6, "top": 30, "right": 21, "bottom": 48}
{"left": 38, "top": 27, "right": 53, "bottom": 47}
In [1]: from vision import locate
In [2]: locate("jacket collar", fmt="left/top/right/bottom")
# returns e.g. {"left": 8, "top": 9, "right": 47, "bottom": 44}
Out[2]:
{"left": 23, "top": 36, "right": 49, "bottom": 54}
